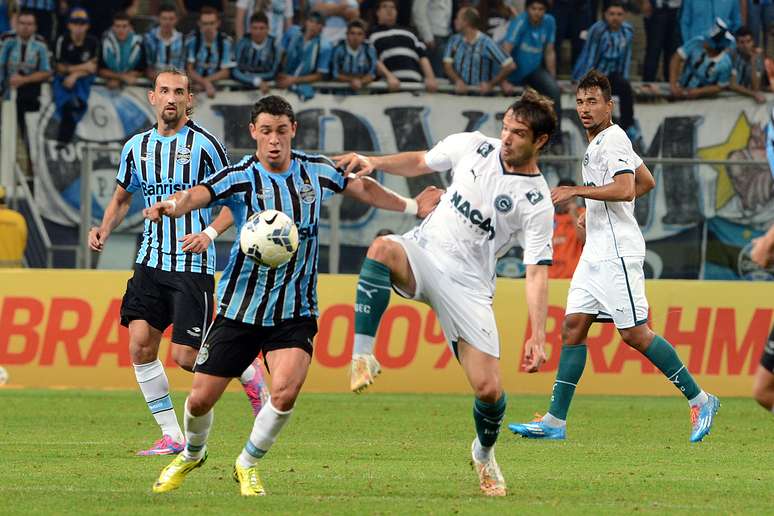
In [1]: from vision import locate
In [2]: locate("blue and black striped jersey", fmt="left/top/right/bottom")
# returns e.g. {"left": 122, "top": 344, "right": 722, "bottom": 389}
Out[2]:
{"left": 232, "top": 34, "right": 281, "bottom": 86}
{"left": 100, "top": 29, "right": 144, "bottom": 73}
{"left": 116, "top": 120, "right": 229, "bottom": 275}
{"left": 143, "top": 27, "right": 186, "bottom": 70}
{"left": 331, "top": 40, "right": 377, "bottom": 79}
{"left": 202, "top": 152, "right": 348, "bottom": 326}
{"left": 185, "top": 30, "right": 235, "bottom": 77}
{"left": 443, "top": 31, "right": 512, "bottom": 85}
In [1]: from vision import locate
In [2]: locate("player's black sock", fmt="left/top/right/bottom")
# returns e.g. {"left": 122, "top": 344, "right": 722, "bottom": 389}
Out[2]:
{"left": 473, "top": 394, "right": 506, "bottom": 448}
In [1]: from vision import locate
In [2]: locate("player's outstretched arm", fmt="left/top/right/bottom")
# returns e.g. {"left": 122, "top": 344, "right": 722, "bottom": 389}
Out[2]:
{"left": 143, "top": 185, "right": 213, "bottom": 222}
{"left": 89, "top": 186, "right": 133, "bottom": 252}
{"left": 552, "top": 172, "right": 635, "bottom": 204}
{"left": 523, "top": 264, "right": 549, "bottom": 373}
{"left": 181, "top": 206, "right": 234, "bottom": 254}
{"left": 635, "top": 162, "right": 656, "bottom": 198}
{"left": 333, "top": 151, "right": 434, "bottom": 178}
{"left": 343, "top": 177, "right": 443, "bottom": 217}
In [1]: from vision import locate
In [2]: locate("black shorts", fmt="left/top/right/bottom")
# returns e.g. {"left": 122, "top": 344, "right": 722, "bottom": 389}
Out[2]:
{"left": 120, "top": 264, "right": 214, "bottom": 348}
{"left": 761, "top": 325, "right": 774, "bottom": 373}
{"left": 193, "top": 315, "right": 318, "bottom": 378}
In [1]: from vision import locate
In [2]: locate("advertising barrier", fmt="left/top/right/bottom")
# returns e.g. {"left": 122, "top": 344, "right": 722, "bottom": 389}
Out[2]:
{"left": 0, "top": 270, "right": 770, "bottom": 396}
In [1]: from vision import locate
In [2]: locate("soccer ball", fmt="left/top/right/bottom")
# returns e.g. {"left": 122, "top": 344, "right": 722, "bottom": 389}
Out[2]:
{"left": 0, "top": 366, "right": 8, "bottom": 386}
{"left": 240, "top": 210, "right": 299, "bottom": 268}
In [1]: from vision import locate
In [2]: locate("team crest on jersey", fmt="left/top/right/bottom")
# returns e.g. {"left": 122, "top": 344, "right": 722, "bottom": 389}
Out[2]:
{"left": 477, "top": 142, "right": 495, "bottom": 157}
{"left": 494, "top": 194, "right": 513, "bottom": 213}
{"left": 195, "top": 344, "right": 209, "bottom": 365}
{"left": 525, "top": 189, "right": 544, "bottom": 205}
{"left": 175, "top": 147, "right": 191, "bottom": 165}
{"left": 583, "top": 153, "right": 589, "bottom": 166}
{"left": 299, "top": 182, "right": 316, "bottom": 204}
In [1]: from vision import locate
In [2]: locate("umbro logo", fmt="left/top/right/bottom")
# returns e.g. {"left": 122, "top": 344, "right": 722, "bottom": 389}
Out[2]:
{"left": 186, "top": 326, "right": 202, "bottom": 337}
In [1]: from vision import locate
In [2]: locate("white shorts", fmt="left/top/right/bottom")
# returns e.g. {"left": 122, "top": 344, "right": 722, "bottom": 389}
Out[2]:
{"left": 566, "top": 256, "right": 649, "bottom": 329}
{"left": 385, "top": 234, "right": 500, "bottom": 358}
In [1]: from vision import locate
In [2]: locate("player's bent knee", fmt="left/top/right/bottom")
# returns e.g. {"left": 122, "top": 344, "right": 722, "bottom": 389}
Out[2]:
{"left": 473, "top": 381, "right": 501, "bottom": 404}
{"left": 269, "top": 381, "right": 301, "bottom": 412}
{"left": 186, "top": 394, "right": 215, "bottom": 416}
{"left": 366, "top": 237, "right": 399, "bottom": 268}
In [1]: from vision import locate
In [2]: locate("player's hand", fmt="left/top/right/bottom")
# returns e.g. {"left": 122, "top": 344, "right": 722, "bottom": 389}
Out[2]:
{"left": 143, "top": 200, "right": 175, "bottom": 222}
{"left": 501, "top": 81, "right": 517, "bottom": 96}
{"left": 577, "top": 211, "right": 586, "bottom": 230}
{"left": 333, "top": 152, "right": 375, "bottom": 177}
{"left": 181, "top": 232, "right": 212, "bottom": 254}
{"left": 751, "top": 237, "right": 774, "bottom": 268}
{"left": 479, "top": 81, "right": 494, "bottom": 94}
{"left": 415, "top": 185, "right": 444, "bottom": 218}
{"left": 88, "top": 227, "right": 108, "bottom": 252}
{"left": 669, "top": 83, "right": 684, "bottom": 98}
{"left": 386, "top": 75, "right": 400, "bottom": 92}
{"left": 425, "top": 76, "right": 438, "bottom": 93}
{"left": 551, "top": 186, "right": 576, "bottom": 205}
{"left": 521, "top": 335, "right": 547, "bottom": 373}
{"left": 204, "top": 81, "right": 216, "bottom": 99}
{"left": 454, "top": 79, "right": 468, "bottom": 95}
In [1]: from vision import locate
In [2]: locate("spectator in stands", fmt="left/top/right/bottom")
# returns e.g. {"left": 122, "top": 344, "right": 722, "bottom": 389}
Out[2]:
{"left": 743, "top": 0, "right": 774, "bottom": 48}
{"left": 670, "top": 18, "right": 735, "bottom": 100}
{"left": 144, "top": 3, "right": 186, "bottom": 79}
{"left": 18, "top": 0, "right": 55, "bottom": 43}
{"left": 53, "top": 7, "right": 97, "bottom": 145}
{"left": 549, "top": 178, "right": 585, "bottom": 279}
{"left": 641, "top": 0, "right": 682, "bottom": 82}
{"left": 185, "top": 6, "right": 235, "bottom": 98}
{"left": 444, "top": 7, "right": 514, "bottom": 95}
{"left": 0, "top": 0, "right": 17, "bottom": 34}
{"left": 549, "top": 0, "right": 592, "bottom": 73}
{"left": 69, "top": 0, "right": 139, "bottom": 38}
{"left": 411, "top": 0, "right": 452, "bottom": 78}
{"left": 331, "top": 18, "right": 377, "bottom": 91}
{"left": 276, "top": 11, "right": 331, "bottom": 100}
{"left": 173, "top": 0, "right": 227, "bottom": 32}
{"left": 573, "top": 1, "right": 640, "bottom": 147}
{"left": 235, "top": 0, "right": 293, "bottom": 42}
{"left": 729, "top": 26, "right": 766, "bottom": 103}
{"left": 232, "top": 11, "right": 280, "bottom": 93}
{"left": 680, "top": 0, "right": 740, "bottom": 42}
{"left": 98, "top": 11, "right": 144, "bottom": 89}
{"left": 501, "top": 0, "right": 562, "bottom": 143}
{"left": 368, "top": 0, "right": 438, "bottom": 92}
{"left": 0, "top": 9, "right": 51, "bottom": 174}
{"left": 311, "top": 0, "right": 359, "bottom": 43}
{"left": 0, "top": 185, "right": 27, "bottom": 267}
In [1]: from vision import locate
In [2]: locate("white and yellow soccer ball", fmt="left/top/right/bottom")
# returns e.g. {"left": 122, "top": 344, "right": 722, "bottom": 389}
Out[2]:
{"left": 240, "top": 210, "right": 299, "bottom": 268}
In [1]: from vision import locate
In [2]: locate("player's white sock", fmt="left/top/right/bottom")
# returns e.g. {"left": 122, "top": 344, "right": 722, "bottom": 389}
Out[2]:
{"left": 133, "top": 359, "right": 183, "bottom": 442}
{"left": 688, "top": 390, "right": 708, "bottom": 407}
{"left": 353, "top": 334, "right": 376, "bottom": 355}
{"left": 472, "top": 437, "right": 492, "bottom": 462}
{"left": 239, "top": 363, "right": 256, "bottom": 384}
{"left": 237, "top": 398, "right": 292, "bottom": 468}
{"left": 183, "top": 398, "right": 213, "bottom": 461}
{"left": 542, "top": 412, "right": 566, "bottom": 428}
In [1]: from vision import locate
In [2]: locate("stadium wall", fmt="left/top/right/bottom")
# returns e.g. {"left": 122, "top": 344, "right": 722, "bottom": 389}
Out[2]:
{"left": 0, "top": 270, "right": 769, "bottom": 396}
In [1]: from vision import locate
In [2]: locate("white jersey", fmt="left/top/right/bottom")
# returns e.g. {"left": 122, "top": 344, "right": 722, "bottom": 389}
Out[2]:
{"left": 580, "top": 124, "right": 646, "bottom": 262}
{"left": 409, "top": 131, "right": 554, "bottom": 295}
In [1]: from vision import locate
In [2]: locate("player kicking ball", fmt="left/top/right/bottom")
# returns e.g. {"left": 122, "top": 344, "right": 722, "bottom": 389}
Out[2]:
{"left": 508, "top": 70, "right": 720, "bottom": 443}
{"left": 143, "top": 95, "right": 442, "bottom": 496}
{"left": 336, "top": 89, "right": 557, "bottom": 496}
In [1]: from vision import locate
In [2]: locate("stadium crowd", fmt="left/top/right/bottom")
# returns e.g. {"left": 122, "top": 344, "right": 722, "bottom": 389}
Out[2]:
{"left": 0, "top": 0, "right": 771, "bottom": 149}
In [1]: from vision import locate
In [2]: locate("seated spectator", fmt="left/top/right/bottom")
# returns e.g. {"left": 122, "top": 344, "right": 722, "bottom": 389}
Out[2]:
{"left": 174, "top": 0, "right": 227, "bottom": 33}
{"left": 0, "top": 185, "right": 27, "bottom": 268}
{"left": 185, "top": 6, "right": 235, "bottom": 98}
{"left": 670, "top": 19, "right": 735, "bottom": 100}
{"left": 235, "top": 0, "right": 293, "bottom": 42}
{"left": 0, "top": 9, "right": 51, "bottom": 172}
{"left": 501, "top": 0, "right": 562, "bottom": 142}
{"left": 18, "top": 0, "right": 55, "bottom": 43}
{"left": 411, "top": 0, "right": 452, "bottom": 78}
{"left": 276, "top": 11, "right": 331, "bottom": 100}
{"left": 368, "top": 0, "right": 438, "bottom": 92}
{"left": 232, "top": 11, "right": 280, "bottom": 93}
{"left": 311, "top": 0, "right": 359, "bottom": 44}
{"left": 331, "top": 18, "right": 377, "bottom": 91}
{"left": 573, "top": 1, "right": 640, "bottom": 147}
{"left": 548, "top": 178, "right": 585, "bottom": 279}
{"left": 144, "top": 3, "right": 187, "bottom": 78}
{"left": 729, "top": 26, "right": 766, "bottom": 104}
{"left": 444, "top": 7, "right": 514, "bottom": 95}
{"left": 99, "top": 12, "right": 144, "bottom": 89}
{"left": 53, "top": 7, "right": 98, "bottom": 145}
{"left": 680, "top": 0, "right": 740, "bottom": 42}
{"left": 641, "top": 0, "right": 682, "bottom": 82}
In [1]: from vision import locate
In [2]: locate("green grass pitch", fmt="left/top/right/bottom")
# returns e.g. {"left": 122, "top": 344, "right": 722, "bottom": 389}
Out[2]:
{"left": 1, "top": 389, "right": 772, "bottom": 514}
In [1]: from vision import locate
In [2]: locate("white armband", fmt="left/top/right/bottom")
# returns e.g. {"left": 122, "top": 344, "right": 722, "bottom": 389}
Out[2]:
{"left": 203, "top": 226, "right": 219, "bottom": 241}
{"left": 402, "top": 197, "right": 418, "bottom": 216}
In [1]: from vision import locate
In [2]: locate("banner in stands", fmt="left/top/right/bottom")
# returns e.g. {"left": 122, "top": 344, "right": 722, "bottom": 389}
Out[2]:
{"left": 0, "top": 271, "right": 769, "bottom": 396}
{"left": 28, "top": 88, "right": 774, "bottom": 279}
